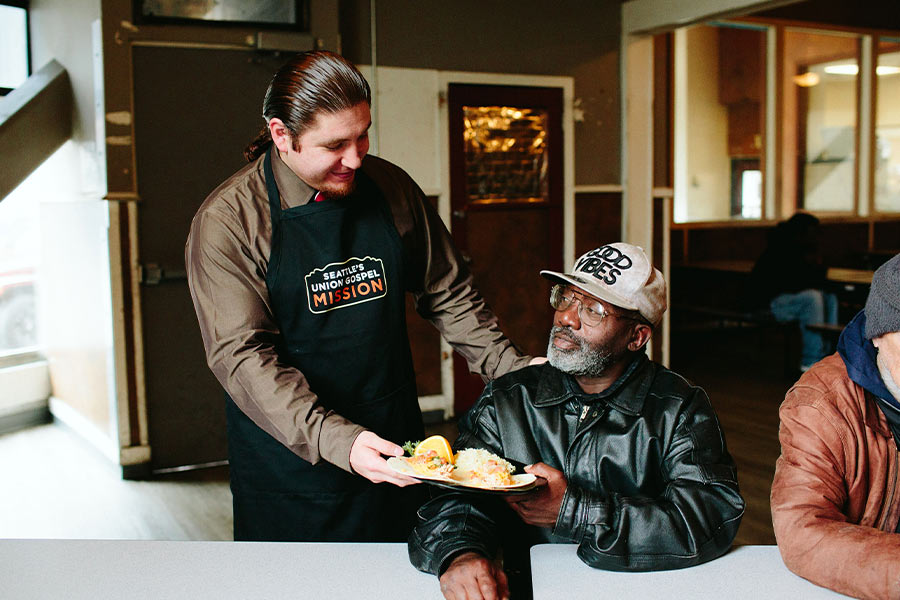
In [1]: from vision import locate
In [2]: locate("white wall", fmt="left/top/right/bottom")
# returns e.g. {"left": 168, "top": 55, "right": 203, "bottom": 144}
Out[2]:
{"left": 675, "top": 25, "right": 732, "bottom": 222}
{"left": 26, "top": 0, "right": 116, "bottom": 441}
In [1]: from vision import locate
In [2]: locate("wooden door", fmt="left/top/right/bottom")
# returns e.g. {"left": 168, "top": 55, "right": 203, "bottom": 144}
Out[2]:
{"left": 131, "top": 47, "right": 287, "bottom": 469}
{"left": 448, "top": 84, "right": 564, "bottom": 415}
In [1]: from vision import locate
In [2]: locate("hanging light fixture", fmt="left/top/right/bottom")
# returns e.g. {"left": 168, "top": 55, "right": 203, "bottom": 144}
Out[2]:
{"left": 793, "top": 71, "right": 820, "bottom": 87}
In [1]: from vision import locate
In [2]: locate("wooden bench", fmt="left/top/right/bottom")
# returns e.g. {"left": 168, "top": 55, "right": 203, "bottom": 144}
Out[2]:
{"left": 672, "top": 304, "right": 781, "bottom": 329}
{"left": 806, "top": 322, "right": 845, "bottom": 346}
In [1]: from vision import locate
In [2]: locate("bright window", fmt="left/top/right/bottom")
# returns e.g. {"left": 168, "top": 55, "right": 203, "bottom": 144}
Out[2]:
{"left": 0, "top": 174, "right": 40, "bottom": 354}
{"left": 675, "top": 21, "right": 900, "bottom": 221}
{"left": 875, "top": 38, "right": 900, "bottom": 214}
{"left": 785, "top": 29, "right": 860, "bottom": 213}
{"left": 740, "top": 169, "right": 762, "bottom": 219}
{"left": 674, "top": 23, "right": 767, "bottom": 222}
{"left": 0, "top": 2, "right": 29, "bottom": 95}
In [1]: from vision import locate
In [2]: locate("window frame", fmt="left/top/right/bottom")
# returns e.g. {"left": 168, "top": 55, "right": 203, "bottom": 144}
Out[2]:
{"left": 675, "top": 18, "right": 900, "bottom": 224}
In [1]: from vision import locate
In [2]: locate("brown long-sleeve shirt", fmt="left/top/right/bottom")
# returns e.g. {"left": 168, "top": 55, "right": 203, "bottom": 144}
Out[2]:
{"left": 186, "top": 150, "right": 528, "bottom": 473}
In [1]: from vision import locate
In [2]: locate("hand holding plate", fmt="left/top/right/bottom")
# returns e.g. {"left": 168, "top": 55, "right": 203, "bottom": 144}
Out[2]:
{"left": 505, "top": 462, "right": 567, "bottom": 527}
{"left": 349, "top": 431, "right": 420, "bottom": 486}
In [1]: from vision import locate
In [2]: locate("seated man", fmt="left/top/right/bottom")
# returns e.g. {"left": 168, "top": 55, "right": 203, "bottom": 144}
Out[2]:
{"left": 747, "top": 212, "right": 838, "bottom": 371}
{"left": 771, "top": 252, "right": 900, "bottom": 600}
{"left": 409, "top": 243, "right": 744, "bottom": 600}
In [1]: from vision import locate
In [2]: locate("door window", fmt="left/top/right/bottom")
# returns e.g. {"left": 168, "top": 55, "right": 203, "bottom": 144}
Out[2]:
{"left": 461, "top": 105, "right": 549, "bottom": 205}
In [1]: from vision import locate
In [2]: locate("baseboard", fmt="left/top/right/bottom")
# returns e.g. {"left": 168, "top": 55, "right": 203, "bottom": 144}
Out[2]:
{"left": 49, "top": 396, "right": 119, "bottom": 465}
{"left": 121, "top": 462, "right": 153, "bottom": 480}
{"left": 0, "top": 400, "right": 51, "bottom": 436}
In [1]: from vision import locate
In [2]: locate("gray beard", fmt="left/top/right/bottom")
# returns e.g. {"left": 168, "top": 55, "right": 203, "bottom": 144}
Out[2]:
{"left": 546, "top": 325, "right": 619, "bottom": 378}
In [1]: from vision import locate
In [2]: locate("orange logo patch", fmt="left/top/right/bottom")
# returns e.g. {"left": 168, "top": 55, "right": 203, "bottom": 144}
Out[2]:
{"left": 305, "top": 256, "right": 387, "bottom": 314}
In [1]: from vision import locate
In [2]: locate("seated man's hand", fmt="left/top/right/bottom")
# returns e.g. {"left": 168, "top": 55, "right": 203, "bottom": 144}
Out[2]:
{"left": 504, "top": 462, "right": 567, "bottom": 528}
{"left": 439, "top": 552, "right": 509, "bottom": 600}
{"left": 349, "top": 431, "right": 420, "bottom": 487}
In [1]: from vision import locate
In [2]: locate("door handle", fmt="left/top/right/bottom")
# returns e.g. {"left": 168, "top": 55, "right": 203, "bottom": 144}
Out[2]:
{"left": 452, "top": 209, "right": 466, "bottom": 219}
{"left": 140, "top": 263, "right": 188, "bottom": 286}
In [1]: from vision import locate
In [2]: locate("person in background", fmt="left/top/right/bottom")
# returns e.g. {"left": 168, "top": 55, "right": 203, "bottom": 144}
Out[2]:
{"left": 409, "top": 243, "right": 744, "bottom": 600}
{"left": 748, "top": 212, "right": 838, "bottom": 371}
{"left": 186, "top": 51, "right": 530, "bottom": 542}
{"left": 771, "top": 253, "right": 900, "bottom": 600}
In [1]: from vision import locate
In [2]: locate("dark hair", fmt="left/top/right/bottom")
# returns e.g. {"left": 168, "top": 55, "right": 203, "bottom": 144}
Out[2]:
{"left": 782, "top": 211, "right": 819, "bottom": 235}
{"left": 243, "top": 51, "right": 371, "bottom": 162}
{"left": 773, "top": 211, "right": 820, "bottom": 246}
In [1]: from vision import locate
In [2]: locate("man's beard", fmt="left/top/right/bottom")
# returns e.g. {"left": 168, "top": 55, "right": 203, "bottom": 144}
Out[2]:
{"left": 320, "top": 181, "right": 356, "bottom": 200}
{"left": 546, "top": 325, "right": 624, "bottom": 378}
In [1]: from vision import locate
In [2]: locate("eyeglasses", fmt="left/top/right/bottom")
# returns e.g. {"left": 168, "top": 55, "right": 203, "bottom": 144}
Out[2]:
{"left": 549, "top": 284, "right": 635, "bottom": 327}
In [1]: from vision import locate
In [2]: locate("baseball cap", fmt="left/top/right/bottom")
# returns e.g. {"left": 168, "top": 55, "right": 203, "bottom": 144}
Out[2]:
{"left": 540, "top": 243, "right": 667, "bottom": 326}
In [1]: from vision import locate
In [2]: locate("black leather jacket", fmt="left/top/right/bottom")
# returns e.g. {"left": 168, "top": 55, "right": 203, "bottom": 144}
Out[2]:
{"left": 409, "top": 356, "right": 744, "bottom": 575}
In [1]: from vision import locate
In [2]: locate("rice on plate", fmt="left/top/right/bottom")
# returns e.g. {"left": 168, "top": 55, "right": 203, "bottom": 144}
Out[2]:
{"left": 454, "top": 448, "right": 515, "bottom": 487}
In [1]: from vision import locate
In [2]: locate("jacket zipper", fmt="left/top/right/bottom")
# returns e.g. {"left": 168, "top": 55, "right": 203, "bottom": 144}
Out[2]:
{"left": 564, "top": 405, "right": 592, "bottom": 479}
{"left": 566, "top": 403, "right": 604, "bottom": 475}
{"left": 878, "top": 447, "right": 900, "bottom": 531}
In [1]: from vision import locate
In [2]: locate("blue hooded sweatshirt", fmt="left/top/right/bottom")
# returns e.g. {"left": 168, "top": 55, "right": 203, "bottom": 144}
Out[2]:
{"left": 837, "top": 310, "right": 900, "bottom": 446}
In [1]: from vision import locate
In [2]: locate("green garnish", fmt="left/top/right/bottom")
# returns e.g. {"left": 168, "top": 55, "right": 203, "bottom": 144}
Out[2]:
{"left": 402, "top": 440, "right": 420, "bottom": 456}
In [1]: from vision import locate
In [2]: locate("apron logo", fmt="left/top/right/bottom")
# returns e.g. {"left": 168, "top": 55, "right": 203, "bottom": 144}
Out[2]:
{"left": 305, "top": 256, "right": 388, "bottom": 314}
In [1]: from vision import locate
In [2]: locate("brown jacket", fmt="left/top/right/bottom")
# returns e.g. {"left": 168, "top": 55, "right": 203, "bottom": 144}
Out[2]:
{"left": 186, "top": 151, "right": 528, "bottom": 473}
{"left": 771, "top": 353, "right": 900, "bottom": 600}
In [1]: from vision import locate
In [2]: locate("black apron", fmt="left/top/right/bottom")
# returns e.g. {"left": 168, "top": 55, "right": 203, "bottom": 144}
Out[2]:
{"left": 225, "top": 148, "right": 425, "bottom": 541}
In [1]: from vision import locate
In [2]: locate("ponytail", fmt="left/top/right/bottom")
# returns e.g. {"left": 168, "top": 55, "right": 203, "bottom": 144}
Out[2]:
{"left": 244, "top": 126, "right": 272, "bottom": 162}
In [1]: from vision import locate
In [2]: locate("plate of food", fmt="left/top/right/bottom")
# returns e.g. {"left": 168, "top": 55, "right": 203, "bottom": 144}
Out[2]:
{"left": 387, "top": 436, "right": 538, "bottom": 495}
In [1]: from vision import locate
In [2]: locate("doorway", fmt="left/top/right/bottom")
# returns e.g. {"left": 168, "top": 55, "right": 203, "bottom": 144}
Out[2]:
{"left": 447, "top": 83, "right": 564, "bottom": 414}
{"left": 131, "top": 46, "right": 287, "bottom": 469}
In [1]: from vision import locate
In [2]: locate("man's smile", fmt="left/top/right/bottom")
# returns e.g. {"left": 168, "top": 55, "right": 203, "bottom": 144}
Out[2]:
{"left": 331, "top": 170, "right": 355, "bottom": 181}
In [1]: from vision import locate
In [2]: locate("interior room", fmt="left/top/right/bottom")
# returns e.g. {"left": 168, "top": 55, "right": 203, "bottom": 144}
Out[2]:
{"left": 2, "top": 0, "right": 900, "bottom": 597}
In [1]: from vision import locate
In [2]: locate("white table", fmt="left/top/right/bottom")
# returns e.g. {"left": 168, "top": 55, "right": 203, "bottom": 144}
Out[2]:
{"left": 531, "top": 544, "right": 849, "bottom": 599}
{"left": 0, "top": 540, "right": 443, "bottom": 600}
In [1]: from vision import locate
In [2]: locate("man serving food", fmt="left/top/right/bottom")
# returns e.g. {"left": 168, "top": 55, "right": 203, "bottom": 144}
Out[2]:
{"left": 186, "top": 51, "right": 529, "bottom": 543}
{"left": 408, "top": 243, "right": 744, "bottom": 600}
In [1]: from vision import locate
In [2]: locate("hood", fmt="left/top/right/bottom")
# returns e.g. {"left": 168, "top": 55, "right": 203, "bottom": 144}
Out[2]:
{"left": 838, "top": 311, "right": 894, "bottom": 401}
{"left": 838, "top": 311, "right": 900, "bottom": 442}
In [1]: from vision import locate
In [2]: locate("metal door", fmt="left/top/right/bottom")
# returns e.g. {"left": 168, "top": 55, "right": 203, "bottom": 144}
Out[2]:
{"left": 132, "top": 46, "right": 287, "bottom": 469}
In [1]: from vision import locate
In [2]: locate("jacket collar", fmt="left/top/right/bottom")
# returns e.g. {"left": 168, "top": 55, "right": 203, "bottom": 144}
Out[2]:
{"left": 532, "top": 353, "right": 652, "bottom": 416}
{"left": 269, "top": 147, "right": 317, "bottom": 208}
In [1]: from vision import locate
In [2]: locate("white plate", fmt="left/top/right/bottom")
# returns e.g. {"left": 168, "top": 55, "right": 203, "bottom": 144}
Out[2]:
{"left": 387, "top": 456, "right": 538, "bottom": 494}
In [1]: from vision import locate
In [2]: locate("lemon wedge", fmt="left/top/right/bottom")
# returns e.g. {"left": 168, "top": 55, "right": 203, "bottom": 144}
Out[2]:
{"left": 413, "top": 435, "right": 454, "bottom": 464}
